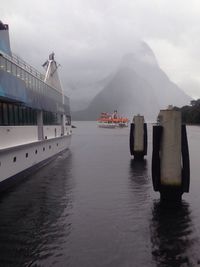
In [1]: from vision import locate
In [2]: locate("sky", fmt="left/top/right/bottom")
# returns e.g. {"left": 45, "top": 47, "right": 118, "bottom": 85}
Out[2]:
{"left": 1, "top": 0, "right": 200, "bottom": 99}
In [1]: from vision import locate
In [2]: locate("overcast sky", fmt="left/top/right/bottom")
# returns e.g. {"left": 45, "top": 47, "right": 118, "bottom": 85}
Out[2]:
{"left": 1, "top": 0, "right": 200, "bottom": 98}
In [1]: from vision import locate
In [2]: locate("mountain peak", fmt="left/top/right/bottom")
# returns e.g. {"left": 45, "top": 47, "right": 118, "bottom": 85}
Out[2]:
{"left": 72, "top": 41, "right": 191, "bottom": 121}
{"left": 120, "top": 42, "right": 158, "bottom": 69}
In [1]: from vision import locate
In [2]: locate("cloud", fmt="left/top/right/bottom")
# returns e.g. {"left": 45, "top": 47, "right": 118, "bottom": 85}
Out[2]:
{"left": 1, "top": 0, "right": 200, "bottom": 98}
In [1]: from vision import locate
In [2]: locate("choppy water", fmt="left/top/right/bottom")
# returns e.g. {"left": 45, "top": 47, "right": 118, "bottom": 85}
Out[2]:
{"left": 0, "top": 122, "right": 200, "bottom": 267}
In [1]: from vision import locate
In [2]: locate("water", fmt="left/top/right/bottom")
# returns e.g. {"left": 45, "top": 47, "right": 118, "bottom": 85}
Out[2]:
{"left": 0, "top": 122, "right": 200, "bottom": 266}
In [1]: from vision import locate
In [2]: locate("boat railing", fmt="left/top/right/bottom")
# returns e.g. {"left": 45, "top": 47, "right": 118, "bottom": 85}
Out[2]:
{"left": 0, "top": 51, "right": 71, "bottom": 110}
{"left": 3, "top": 52, "right": 45, "bottom": 81}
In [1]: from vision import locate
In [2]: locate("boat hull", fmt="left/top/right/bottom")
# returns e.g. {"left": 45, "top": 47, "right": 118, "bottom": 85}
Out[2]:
{"left": 98, "top": 122, "right": 128, "bottom": 128}
{"left": 0, "top": 135, "right": 71, "bottom": 191}
{"left": 98, "top": 123, "right": 116, "bottom": 128}
{"left": 118, "top": 123, "right": 128, "bottom": 128}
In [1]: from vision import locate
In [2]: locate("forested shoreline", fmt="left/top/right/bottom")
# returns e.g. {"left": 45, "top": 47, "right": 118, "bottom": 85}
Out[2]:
{"left": 174, "top": 99, "right": 200, "bottom": 124}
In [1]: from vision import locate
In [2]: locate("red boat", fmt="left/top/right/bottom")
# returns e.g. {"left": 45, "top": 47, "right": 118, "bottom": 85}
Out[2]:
{"left": 97, "top": 111, "right": 129, "bottom": 128}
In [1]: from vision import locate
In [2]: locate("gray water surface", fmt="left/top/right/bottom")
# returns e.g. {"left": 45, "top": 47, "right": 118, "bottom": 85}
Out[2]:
{"left": 0, "top": 122, "right": 200, "bottom": 267}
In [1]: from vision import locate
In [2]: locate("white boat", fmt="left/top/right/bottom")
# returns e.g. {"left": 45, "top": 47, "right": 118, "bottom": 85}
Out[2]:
{"left": 98, "top": 122, "right": 116, "bottom": 128}
{"left": 0, "top": 21, "right": 72, "bottom": 190}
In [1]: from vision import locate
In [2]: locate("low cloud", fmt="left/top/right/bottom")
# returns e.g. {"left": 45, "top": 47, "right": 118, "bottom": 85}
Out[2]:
{"left": 1, "top": 0, "right": 200, "bottom": 98}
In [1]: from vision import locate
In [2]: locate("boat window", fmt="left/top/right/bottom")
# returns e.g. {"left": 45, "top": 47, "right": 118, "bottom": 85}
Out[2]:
{"left": 33, "top": 110, "right": 36, "bottom": 124}
{"left": 12, "top": 63, "right": 17, "bottom": 76}
{"left": 44, "top": 84, "right": 47, "bottom": 96}
{"left": 0, "top": 102, "right": 3, "bottom": 125}
{"left": 35, "top": 78, "right": 38, "bottom": 92}
{"left": 3, "top": 105, "right": 37, "bottom": 126}
{"left": 29, "top": 75, "right": 32, "bottom": 89}
{"left": 29, "top": 75, "right": 33, "bottom": 88}
{"left": 28, "top": 108, "right": 32, "bottom": 125}
{"left": 26, "top": 108, "right": 29, "bottom": 125}
{"left": 25, "top": 72, "right": 29, "bottom": 87}
{"left": 39, "top": 81, "right": 42, "bottom": 93}
{"left": 24, "top": 108, "right": 28, "bottom": 124}
{"left": 21, "top": 68, "right": 25, "bottom": 80}
{"left": 18, "top": 106, "right": 23, "bottom": 125}
{"left": 23, "top": 108, "right": 27, "bottom": 124}
{"left": 33, "top": 110, "right": 37, "bottom": 124}
{"left": 13, "top": 105, "right": 19, "bottom": 125}
{"left": 8, "top": 104, "right": 14, "bottom": 125}
{"left": 26, "top": 108, "right": 29, "bottom": 124}
{"left": 27, "top": 73, "right": 31, "bottom": 88}
{"left": 29, "top": 108, "right": 33, "bottom": 124}
{"left": 2, "top": 103, "right": 8, "bottom": 125}
{"left": 66, "top": 115, "right": 71, "bottom": 125}
{"left": 28, "top": 108, "right": 35, "bottom": 125}
{"left": 0, "top": 56, "right": 6, "bottom": 70}
{"left": 23, "top": 70, "right": 28, "bottom": 86}
{"left": 16, "top": 66, "right": 21, "bottom": 77}
{"left": 43, "top": 110, "right": 58, "bottom": 125}
{"left": 6, "top": 60, "right": 11, "bottom": 73}
{"left": 39, "top": 82, "right": 42, "bottom": 94}
{"left": 32, "top": 76, "right": 35, "bottom": 91}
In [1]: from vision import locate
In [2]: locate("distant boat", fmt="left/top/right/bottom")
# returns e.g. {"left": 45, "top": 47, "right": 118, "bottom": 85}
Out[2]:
{"left": 97, "top": 111, "right": 129, "bottom": 128}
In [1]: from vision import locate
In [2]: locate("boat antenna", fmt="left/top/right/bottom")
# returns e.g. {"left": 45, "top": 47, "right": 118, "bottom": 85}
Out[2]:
{"left": 49, "top": 52, "right": 55, "bottom": 60}
{"left": 42, "top": 52, "right": 60, "bottom": 72}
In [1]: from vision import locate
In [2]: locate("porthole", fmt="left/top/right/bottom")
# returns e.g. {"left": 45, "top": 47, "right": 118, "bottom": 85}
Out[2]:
{"left": 43, "top": 147, "right": 45, "bottom": 151}
{"left": 26, "top": 153, "right": 28, "bottom": 158}
{"left": 57, "top": 143, "right": 58, "bottom": 146}
{"left": 35, "top": 150, "right": 38, "bottom": 154}
{"left": 13, "top": 156, "right": 16, "bottom": 162}
{"left": 49, "top": 145, "right": 51, "bottom": 149}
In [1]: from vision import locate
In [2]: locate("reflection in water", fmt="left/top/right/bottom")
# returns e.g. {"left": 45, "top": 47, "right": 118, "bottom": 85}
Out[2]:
{"left": 1, "top": 123, "right": 200, "bottom": 266}
{"left": 0, "top": 151, "right": 74, "bottom": 267}
{"left": 129, "top": 159, "right": 148, "bottom": 186}
{"left": 128, "top": 158, "right": 152, "bottom": 224}
{"left": 150, "top": 200, "right": 200, "bottom": 267}
{"left": 129, "top": 159, "right": 151, "bottom": 204}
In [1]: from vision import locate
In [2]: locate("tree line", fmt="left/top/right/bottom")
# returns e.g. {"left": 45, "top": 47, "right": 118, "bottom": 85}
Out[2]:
{"left": 174, "top": 99, "right": 200, "bottom": 124}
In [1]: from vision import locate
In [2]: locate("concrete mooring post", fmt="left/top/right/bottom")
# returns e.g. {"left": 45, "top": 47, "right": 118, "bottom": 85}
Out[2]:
{"left": 129, "top": 114, "right": 147, "bottom": 160}
{"left": 152, "top": 108, "right": 190, "bottom": 201}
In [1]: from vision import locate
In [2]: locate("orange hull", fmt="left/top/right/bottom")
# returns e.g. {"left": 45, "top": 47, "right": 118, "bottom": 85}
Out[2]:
{"left": 97, "top": 112, "right": 129, "bottom": 127}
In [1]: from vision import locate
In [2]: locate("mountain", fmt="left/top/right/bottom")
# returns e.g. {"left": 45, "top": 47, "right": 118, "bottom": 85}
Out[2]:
{"left": 72, "top": 42, "right": 191, "bottom": 121}
{"left": 67, "top": 74, "right": 113, "bottom": 112}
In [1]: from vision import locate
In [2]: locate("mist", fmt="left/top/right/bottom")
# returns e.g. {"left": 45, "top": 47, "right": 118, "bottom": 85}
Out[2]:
{"left": 1, "top": 0, "right": 200, "bottom": 112}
